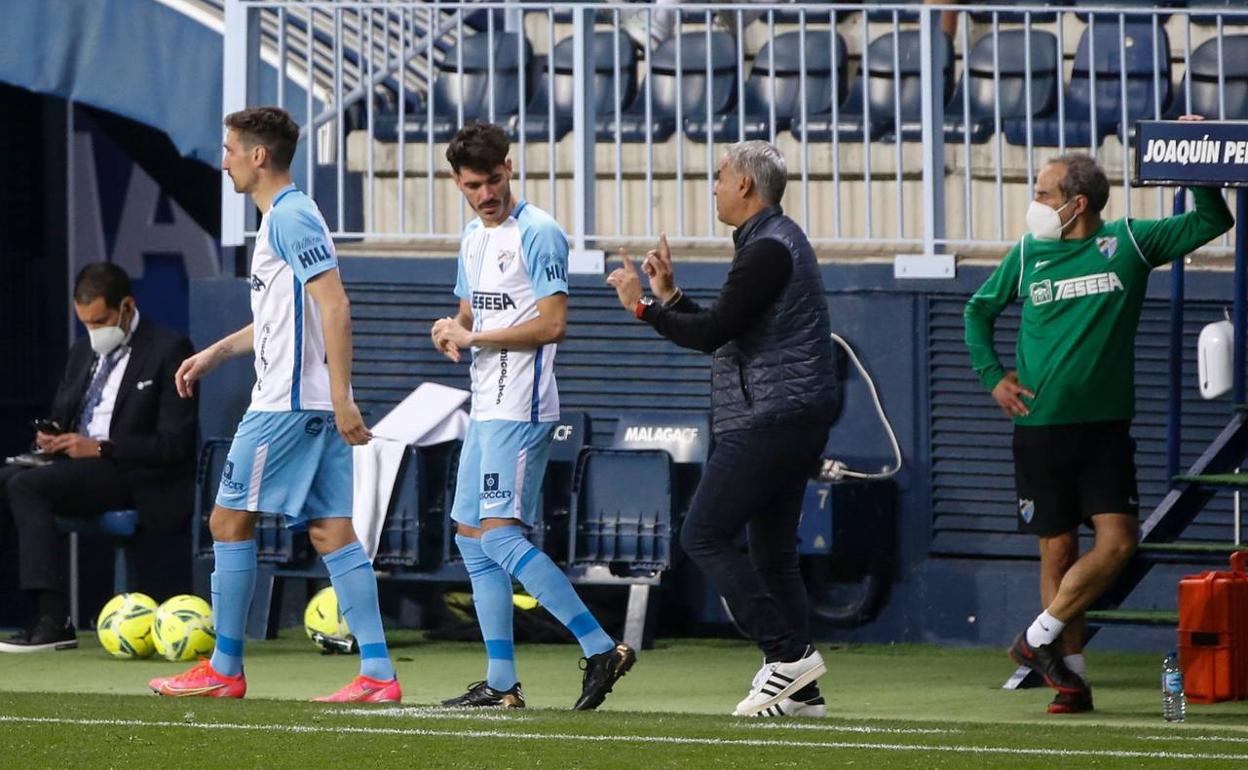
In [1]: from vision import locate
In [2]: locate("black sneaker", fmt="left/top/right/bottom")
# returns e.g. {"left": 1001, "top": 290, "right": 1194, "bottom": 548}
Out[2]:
{"left": 1008, "top": 632, "right": 1084, "bottom": 694}
{"left": 1048, "top": 686, "right": 1094, "bottom": 714}
{"left": 0, "top": 616, "right": 77, "bottom": 653}
{"left": 572, "top": 642, "right": 636, "bottom": 711}
{"left": 440, "top": 681, "right": 525, "bottom": 708}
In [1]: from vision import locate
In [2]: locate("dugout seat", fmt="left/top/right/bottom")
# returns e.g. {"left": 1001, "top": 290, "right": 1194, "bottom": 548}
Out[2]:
{"left": 1017, "top": 20, "right": 1170, "bottom": 147}
{"left": 569, "top": 449, "right": 674, "bottom": 570}
{"left": 538, "top": 412, "right": 591, "bottom": 563}
{"left": 685, "top": 30, "right": 846, "bottom": 143}
{"left": 58, "top": 509, "right": 138, "bottom": 628}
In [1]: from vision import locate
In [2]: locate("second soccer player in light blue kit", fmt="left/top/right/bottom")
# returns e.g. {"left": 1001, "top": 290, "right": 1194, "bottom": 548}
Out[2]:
{"left": 431, "top": 122, "right": 635, "bottom": 710}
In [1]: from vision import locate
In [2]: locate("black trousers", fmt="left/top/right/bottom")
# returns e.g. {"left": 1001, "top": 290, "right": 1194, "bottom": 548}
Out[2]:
{"left": 1, "top": 458, "right": 134, "bottom": 594}
{"left": 679, "top": 421, "right": 830, "bottom": 661}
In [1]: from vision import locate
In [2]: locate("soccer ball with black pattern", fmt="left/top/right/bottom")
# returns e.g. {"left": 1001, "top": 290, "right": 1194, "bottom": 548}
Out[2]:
{"left": 152, "top": 594, "right": 216, "bottom": 662}
{"left": 96, "top": 592, "right": 157, "bottom": 659}
{"left": 304, "top": 586, "right": 358, "bottom": 655}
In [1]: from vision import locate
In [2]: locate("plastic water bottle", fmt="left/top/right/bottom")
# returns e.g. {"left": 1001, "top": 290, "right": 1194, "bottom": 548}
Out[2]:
{"left": 1162, "top": 650, "right": 1187, "bottom": 723}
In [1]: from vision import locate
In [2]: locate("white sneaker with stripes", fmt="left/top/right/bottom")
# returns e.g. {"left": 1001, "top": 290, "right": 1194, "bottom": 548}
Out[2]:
{"left": 732, "top": 647, "right": 826, "bottom": 717}
{"left": 756, "top": 694, "right": 827, "bottom": 718}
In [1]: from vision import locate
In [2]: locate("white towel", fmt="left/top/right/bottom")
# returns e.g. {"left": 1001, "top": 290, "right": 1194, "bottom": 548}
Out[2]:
{"left": 352, "top": 383, "right": 470, "bottom": 560}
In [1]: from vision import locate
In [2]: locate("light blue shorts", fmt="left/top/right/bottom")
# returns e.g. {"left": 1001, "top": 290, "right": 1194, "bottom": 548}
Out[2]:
{"left": 216, "top": 410, "right": 353, "bottom": 525}
{"left": 450, "top": 420, "right": 554, "bottom": 528}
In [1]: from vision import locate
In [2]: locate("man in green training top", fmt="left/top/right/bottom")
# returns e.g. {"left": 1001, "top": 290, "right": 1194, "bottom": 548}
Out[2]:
{"left": 964, "top": 122, "right": 1234, "bottom": 715}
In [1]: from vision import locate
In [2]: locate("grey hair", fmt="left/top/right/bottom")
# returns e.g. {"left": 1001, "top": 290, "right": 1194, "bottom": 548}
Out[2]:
{"left": 1048, "top": 153, "right": 1109, "bottom": 214}
{"left": 723, "top": 141, "right": 788, "bottom": 205}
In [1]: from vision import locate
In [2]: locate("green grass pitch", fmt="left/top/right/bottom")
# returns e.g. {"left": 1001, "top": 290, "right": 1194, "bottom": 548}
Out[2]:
{"left": 3, "top": 632, "right": 1248, "bottom": 768}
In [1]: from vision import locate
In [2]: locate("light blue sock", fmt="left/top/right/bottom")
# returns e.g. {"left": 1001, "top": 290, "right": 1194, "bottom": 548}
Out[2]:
{"left": 209, "top": 540, "right": 255, "bottom": 678}
{"left": 480, "top": 527, "right": 614, "bottom": 658}
{"left": 456, "top": 534, "right": 519, "bottom": 691}
{"left": 323, "top": 541, "right": 395, "bottom": 681}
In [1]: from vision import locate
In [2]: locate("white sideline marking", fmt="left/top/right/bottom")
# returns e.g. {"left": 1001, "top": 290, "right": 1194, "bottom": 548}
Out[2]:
{"left": 1139, "top": 734, "right": 1248, "bottom": 744}
{"left": 339, "top": 707, "right": 524, "bottom": 721}
{"left": 339, "top": 708, "right": 939, "bottom": 733}
{"left": 3, "top": 715, "right": 1248, "bottom": 761}
{"left": 743, "top": 722, "right": 957, "bottom": 735}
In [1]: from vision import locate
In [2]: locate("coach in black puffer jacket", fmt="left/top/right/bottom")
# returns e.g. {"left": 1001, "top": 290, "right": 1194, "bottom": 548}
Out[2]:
{"left": 607, "top": 140, "right": 838, "bottom": 717}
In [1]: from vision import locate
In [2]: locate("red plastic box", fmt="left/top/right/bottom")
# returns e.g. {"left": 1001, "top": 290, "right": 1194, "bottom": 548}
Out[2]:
{"left": 1178, "top": 551, "right": 1248, "bottom": 703}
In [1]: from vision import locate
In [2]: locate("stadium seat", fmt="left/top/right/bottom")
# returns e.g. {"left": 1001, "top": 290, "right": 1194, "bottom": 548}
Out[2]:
{"left": 1190, "top": 0, "right": 1248, "bottom": 25}
{"left": 685, "top": 30, "right": 846, "bottom": 143}
{"left": 374, "top": 31, "right": 533, "bottom": 143}
{"left": 947, "top": 29, "right": 1059, "bottom": 144}
{"left": 612, "top": 31, "right": 737, "bottom": 143}
{"left": 968, "top": 0, "right": 1068, "bottom": 24}
{"left": 509, "top": 32, "right": 637, "bottom": 143}
{"left": 796, "top": 29, "right": 953, "bottom": 144}
{"left": 569, "top": 449, "right": 674, "bottom": 570}
{"left": 58, "top": 509, "right": 138, "bottom": 627}
{"left": 1076, "top": 3, "right": 1175, "bottom": 24}
{"left": 1020, "top": 20, "right": 1170, "bottom": 148}
{"left": 1166, "top": 35, "right": 1248, "bottom": 120}
{"left": 866, "top": 0, "right": 921, "bottom": 24}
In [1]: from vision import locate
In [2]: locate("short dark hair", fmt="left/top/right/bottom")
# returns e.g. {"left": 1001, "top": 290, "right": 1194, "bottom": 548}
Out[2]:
{"left": 73, "top": 263, "right": 132, "bottom": 309}
{"left": 224, "top": 106, "right": 300, "bottom": 171}
{"left": 1049, "top": 153, "right": 1110, "bottom": 214}
{"left": 446, "top": 122, "right": 509, "bottom": 174}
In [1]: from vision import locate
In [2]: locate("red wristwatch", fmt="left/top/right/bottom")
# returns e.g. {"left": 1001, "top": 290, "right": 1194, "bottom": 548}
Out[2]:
{"left": 634, "top": 296, "right": 654, "bottom": 319}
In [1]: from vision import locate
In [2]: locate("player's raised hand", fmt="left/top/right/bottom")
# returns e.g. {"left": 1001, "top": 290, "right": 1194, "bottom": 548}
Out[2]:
{"left": 333, "top": 400, "right": 372, "bottom": 445}
{"left": 991, "top": 371, "right": 1034, "bottom": 419}
{"left": 643, "top": 233, "right": 677, "bottom": 303}
{"left": 606, "top": 248, "right": 643, "bottom": 311}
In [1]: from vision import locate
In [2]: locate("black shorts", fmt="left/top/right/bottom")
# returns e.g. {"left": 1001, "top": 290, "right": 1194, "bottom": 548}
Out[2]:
{"left": 1012, "top": 420, "right": 1139, "bottom": 537}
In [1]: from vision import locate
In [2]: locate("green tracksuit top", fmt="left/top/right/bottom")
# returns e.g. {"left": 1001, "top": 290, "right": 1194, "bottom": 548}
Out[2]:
{"left": 964, "top": 187, "right": 1234, "bottom": 426}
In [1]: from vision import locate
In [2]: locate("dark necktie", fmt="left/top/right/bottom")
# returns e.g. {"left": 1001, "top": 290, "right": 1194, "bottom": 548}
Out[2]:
{"left": 75, "top": 348, "right": 126, "bottom": 434}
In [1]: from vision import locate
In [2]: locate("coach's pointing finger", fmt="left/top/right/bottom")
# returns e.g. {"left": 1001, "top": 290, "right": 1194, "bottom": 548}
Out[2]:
{"left": 606, "top": 249, "right": 643, "bottom": 310}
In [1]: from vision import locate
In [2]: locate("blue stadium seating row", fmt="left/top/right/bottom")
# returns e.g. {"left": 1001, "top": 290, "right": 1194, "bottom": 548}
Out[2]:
{"left": 190, "top": 412, "right": 708, "bottom": 577}
{"left": 373, "top": 24, "right": 1248, "bottom": 148}
{"left": 507, "top": 1, "right": 1248, "bottom": 28}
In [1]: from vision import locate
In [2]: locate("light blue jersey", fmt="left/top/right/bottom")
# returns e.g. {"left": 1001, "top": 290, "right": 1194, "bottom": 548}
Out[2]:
{"left": 250, "top": 183, "right": 341, "bottom": 412}
{"left": 454, "top": 201, "right": 568, "bottom": 423}
{"left": 217, "top": 184, "right": 351, "bottom": 521}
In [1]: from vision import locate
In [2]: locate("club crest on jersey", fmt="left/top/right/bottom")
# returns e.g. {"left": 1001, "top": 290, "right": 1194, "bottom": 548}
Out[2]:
{"left": 497, "top": 249, "right": 517, "bottom": 271}
{"left": 1096, "top": 236, "right": 1118, "bottom": 261}
{"left": 1029, "top": 279, "right": 1053, "bottom": 306}
{"left": 1019, "top": 498, "right": 1035, "bottom": 523}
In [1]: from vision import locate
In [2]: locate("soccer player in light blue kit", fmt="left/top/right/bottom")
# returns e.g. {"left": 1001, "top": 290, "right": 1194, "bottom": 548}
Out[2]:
{"left": 150, "top": 107, "right": 399, "bottom": 702}
{"left": 431, "top": 122, "right": 635, "bottom": 710}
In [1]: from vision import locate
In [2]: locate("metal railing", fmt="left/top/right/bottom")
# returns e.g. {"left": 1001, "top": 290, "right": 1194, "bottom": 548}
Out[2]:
{"left": 221, "top": 1, "right": 1245, "bottom": 264}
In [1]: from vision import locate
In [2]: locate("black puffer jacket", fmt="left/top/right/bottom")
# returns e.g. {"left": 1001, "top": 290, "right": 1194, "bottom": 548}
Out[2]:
{"left": 710, "top": 206, "right": 840, "bottom": 434}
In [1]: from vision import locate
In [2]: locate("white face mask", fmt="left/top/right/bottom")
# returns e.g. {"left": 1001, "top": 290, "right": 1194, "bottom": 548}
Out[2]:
{"left": 1026, "top": 199, "right": 1076, "bottom": 241}
{"left": 88, "top": 304, "right": 131, "bottom": 356}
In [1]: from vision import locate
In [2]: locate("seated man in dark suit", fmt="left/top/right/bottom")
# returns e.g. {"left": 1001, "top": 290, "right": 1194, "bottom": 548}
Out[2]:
{"left": 0, "top": 262, "right": 197, "bottom": 652}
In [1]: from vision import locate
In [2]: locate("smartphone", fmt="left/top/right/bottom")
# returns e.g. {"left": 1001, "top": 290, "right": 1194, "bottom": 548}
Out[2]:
{"left": 32, "top": 419, "right": 62, "bottom": 436}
